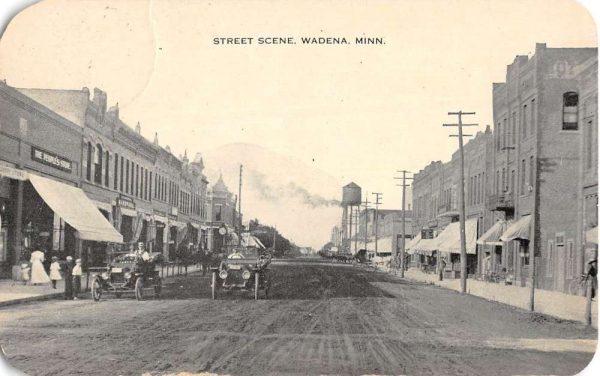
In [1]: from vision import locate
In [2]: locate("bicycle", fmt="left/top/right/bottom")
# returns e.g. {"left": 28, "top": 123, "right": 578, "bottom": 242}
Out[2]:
{"left": 568, "top": 274, "right": 589, "bottom": 295}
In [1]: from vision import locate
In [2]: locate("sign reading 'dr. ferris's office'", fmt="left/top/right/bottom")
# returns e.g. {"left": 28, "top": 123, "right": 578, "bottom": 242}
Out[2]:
{"left": 31, "top": 146, "right": 72, "bottom": 173}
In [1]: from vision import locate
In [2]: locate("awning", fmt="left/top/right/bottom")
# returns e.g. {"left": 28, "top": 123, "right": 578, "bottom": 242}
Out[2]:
{"left": 476, "top": 220, "right": 506, "bottom": 246}
{"left": 405, "top": 233, "right": 422, "bottom": 254}
{"left": 435, "top": 219, "right": 478, "bottom": 254}
{"left": 414, "top": 237, "right": 438, "bottom": 252}
{"left": 500, "top": 215, "right": 531, "bottom": 242}
{"left": 586, "top": 226, "right": 598, "bottom": 244}
{"left": 189, "top": 222, "right": 201, "bottom": 230}
{"left": 28, "top": 174, "right": 123, "bottom": 243}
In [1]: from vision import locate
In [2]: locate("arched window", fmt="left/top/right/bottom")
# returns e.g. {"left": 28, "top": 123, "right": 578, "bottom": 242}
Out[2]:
{"left": 94, "top": 144, "right": 103, "bottom": 184}
{"left": 562, "top": 92, "right": 579, "bottom": 130}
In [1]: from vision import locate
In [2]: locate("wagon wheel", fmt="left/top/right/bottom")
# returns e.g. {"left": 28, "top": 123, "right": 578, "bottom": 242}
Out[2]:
{"left": 91, "top": 278, "right": 102, "bottom": 302}
{"left": 211, "top": 271, "right": 218, "bottom": 300}
{"left": 154, "top": 278, "right": 162, "bottom": 299}
{"left": 254, "top": 272, "right": 260, "bottom": 300}
{"left": 135, "top": 278, "right": 144, "bottom": 301}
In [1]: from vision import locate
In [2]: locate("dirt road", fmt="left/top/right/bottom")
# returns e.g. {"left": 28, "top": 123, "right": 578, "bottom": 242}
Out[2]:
{"left": 0, "top": 260, "right": 596, "bottom": 375}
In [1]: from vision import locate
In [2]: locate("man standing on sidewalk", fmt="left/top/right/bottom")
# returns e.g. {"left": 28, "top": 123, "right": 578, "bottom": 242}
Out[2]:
{"left": 63, "top": 256, "right": 73, "bottom": 300}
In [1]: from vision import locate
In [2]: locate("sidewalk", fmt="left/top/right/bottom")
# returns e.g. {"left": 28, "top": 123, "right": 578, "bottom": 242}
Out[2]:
{"left": 404, "top": 268, "right": 598, "bottom": 328}
{"left": 0, "top": 264, "right": 204, "bottom": 308}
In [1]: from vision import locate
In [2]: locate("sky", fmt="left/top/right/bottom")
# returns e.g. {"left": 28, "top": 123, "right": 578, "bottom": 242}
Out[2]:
{"left": 0, "top": 0, "right": 597, "bottom": 248}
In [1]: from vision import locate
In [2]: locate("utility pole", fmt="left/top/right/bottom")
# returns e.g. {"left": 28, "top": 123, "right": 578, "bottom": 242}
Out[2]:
{"left": 361, "top": 193, "right": 371, "bottom": 254}
{"left": 238, "top": 164, "right": 243, "bottom": 232}
{"left": 443, "top": 111, "right": 478, "bottom": 294}
{"left": 372, "top": 192, "right": 382, "bottom": 255}
{"left": 272, "top": 225, "right": 276, "bottom": 253}
{"left": 394, "top": 170, "right": 413, "bottom": 277}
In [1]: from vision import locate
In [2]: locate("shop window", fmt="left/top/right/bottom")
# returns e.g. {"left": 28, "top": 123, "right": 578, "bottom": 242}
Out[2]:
{"left": 94, "top": 144, "right": 103, "bottom": 184}
{"left": 562, "top": 92, "right": 579, "bottom": 130}
{"left": 546, "top": 239, "right": 554, "bottom": 277}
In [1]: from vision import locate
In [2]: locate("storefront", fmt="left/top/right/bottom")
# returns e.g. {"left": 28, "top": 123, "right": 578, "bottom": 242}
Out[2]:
{"left": 0, "top": 169, "right": 123, "bottom": 279}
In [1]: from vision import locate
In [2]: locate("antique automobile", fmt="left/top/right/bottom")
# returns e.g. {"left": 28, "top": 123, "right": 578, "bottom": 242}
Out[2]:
{"left": 91, "top": 252, "right": 163, "bottom": 301}
{"left": 211, "top": 247, "right": 271, "bottom": 300}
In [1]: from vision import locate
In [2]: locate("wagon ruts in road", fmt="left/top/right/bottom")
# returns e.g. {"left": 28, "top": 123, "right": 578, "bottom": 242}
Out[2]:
{"left": 211, "top": 247, "right": 271, "bottom": 300}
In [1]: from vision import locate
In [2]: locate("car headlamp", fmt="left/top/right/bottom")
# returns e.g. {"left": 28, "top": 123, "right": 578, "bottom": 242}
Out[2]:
{"left": 124, "top": 272, "right": 132, "bottom": 280}
{"left": 101, "top": 272, "right": 109, "bottom": 280}
{"left": 219, "top": 270, "right": 228, "bottom": 279}
{"left": 242, "top": 270, "right": 251, "bottom": 280}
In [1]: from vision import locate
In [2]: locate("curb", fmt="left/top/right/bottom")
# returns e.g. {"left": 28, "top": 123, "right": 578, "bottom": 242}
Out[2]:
{"left": 0, "top": 269, "right": 204, "bottom": 309}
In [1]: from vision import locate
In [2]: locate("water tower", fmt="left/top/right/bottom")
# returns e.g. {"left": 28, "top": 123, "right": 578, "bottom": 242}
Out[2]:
{"left": 341, "top": 182, "right": 361, "bottom": 254}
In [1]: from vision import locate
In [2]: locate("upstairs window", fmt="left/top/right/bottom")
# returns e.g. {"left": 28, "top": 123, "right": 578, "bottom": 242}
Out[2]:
{"left": 94, "top": 144, "right": 103, "bottom": 184}
{"left": 562, "top": 92, "right": 579, "bottom": 130}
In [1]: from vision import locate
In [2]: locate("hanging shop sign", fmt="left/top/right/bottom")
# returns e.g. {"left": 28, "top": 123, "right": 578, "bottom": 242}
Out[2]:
{"left": 117, "top": 195, "right": 136, "bottom": 210}
{"left": 31, "top": 146, "right": 72, "bottom": 173}
{"left": 0, "top": 164, "right": 28, "bottom": 181}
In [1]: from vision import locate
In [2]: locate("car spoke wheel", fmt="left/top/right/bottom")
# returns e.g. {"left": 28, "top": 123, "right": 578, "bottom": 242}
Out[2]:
{"left": 135, "top": 278, "right": 144, "bottom": 301}
{"left": 211, "top": 271, "right": 217, "bottom": 300}
{"left": 91, "top": 279, "right": 102, "bottom": 302}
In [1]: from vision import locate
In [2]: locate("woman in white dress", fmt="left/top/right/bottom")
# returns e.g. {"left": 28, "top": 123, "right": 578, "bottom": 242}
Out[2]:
{"left": 30, "top": 249, "right": 51, "bottom": 285}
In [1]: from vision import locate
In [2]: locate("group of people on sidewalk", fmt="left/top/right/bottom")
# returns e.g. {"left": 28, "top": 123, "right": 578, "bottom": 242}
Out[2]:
{"left": 21, "top": 249, "right": 83, "bottom": 300}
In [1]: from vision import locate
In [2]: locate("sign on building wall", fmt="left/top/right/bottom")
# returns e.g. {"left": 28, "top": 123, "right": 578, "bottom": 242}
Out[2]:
{"left": 31, "top": 146, "right": 72, "bottom": 173}
{"left": 117, "top": 195, "right": 136, "bottom": 210}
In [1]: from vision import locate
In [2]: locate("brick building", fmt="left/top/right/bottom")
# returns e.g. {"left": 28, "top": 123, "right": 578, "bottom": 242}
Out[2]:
{"left": 411, "top": 43, "right": 598, "bottom": 293}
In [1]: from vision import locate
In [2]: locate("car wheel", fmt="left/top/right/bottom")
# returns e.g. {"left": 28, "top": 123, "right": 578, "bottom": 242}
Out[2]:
{"left": 135, "top": 278, "right": 144, "bottom": 301}
{"left": 154, "top": 278, "right": 162, "bottom": 298}
{"left": 211, "top": 271, "right": 217, "bottom": 300}
{"left": 91, "top": 278, "right": 102, "bottom": 302}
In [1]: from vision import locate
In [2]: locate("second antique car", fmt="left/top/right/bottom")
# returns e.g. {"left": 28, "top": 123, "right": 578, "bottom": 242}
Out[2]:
{"left": 91, "top": 251, "right": 163, "bottom": 301}
{"left": 211, "top": 246, "right": 271, "bottom": 300}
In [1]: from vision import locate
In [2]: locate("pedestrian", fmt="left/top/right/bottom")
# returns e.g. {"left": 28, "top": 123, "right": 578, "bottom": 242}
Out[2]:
{"left": 63, "top": 256, "right": 74, "bottom": 300}
{"left": 438, "top": 257, "right": 446, "bottom": 281}
{"left": 586, "top": 259, "right": 597, "bottom": 300}
{"left": 49, "top": 256, "right": 62, "bottom": 289}
{"left": 72, "top": 258, "right": 82, "bottom": 300}
{"left": 29, "top": 248, "right": 50, "bottom": 285}
{"left": 20, "top": 262, "right": 30, "bottom": 286}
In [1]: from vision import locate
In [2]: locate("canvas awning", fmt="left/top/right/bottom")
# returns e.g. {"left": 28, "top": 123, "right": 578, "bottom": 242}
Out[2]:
{"left": 405, "top": 233, "right": 422, "bottom": 254}
{"left": 435, "top": 219, "right": 478, "bottom": 254}
{"left": 28, "top": 174, "right": 123, "bottom": 243}
{"left": 500, "top": 215, "right": 531, "bottom": 242}
{"left": 586, "top": 226, "right": 598, "bottom": 244}
{"left": 414, "top": 237, "right": 438, "bottom": 252}
{"left": 476, "top": 220, "right": 506, "bottom": 246}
